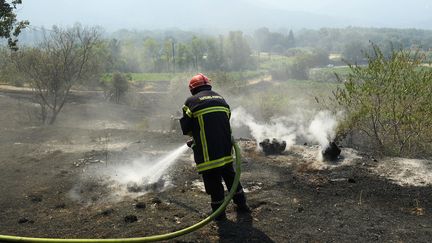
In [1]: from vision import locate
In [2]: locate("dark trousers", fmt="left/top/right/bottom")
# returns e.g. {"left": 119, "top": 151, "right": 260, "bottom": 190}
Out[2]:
{"left": 201, "top": 162, "right": 246, "bottom": 211}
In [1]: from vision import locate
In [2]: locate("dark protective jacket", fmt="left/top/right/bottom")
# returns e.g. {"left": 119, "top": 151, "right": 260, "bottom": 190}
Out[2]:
{"left": 180, "top": 86, "right": 233, "bottom": 172}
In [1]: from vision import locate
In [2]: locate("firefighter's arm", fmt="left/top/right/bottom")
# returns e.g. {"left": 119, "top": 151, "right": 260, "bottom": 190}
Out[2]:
{"left": 180, "top": 105, "right": 193, "bottom": 136}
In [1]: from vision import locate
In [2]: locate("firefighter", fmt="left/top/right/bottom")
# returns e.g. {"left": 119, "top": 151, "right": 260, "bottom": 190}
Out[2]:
{"left": 180, "top": 73, "right": 250, "bottom": 221}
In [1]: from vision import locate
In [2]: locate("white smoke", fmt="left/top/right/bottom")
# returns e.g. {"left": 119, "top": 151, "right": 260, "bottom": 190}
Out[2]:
{"left": 307, "top": 110, "right": 339, "bottom": 149}
{"left": 231, "top": 107, "right": 296, "bottom": 148}
{"left": 231, "top": 107, "right": 341, "bottom": 151}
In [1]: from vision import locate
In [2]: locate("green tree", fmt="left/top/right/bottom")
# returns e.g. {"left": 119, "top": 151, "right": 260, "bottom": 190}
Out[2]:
{"left": 0, "top": 0, "right": 29, "bottom": 50}
{"left": 289, "top": 56, "right": 310, "bottom": 80}
{"left": 106, "top": 38, "right": 125, "bottom": 72}
{"left": 342, "top": 40, "right": 367, "bottom": 64}
{"left": 310, "top": 49, "right": 330, "bottom": 67}
{"left": 270, "top": 49, "right": 329, "bottom": 81}
{"left": 0, "top": 46, "right": 24, "bottom": 85}
{"left": 161, "top": 38, "right": 174, "bottom": 72}
{"left": 287, "top": 30, "right": 295, "bottom": 48}
{"left": 254, "top": 27, "right": 270, "bottom": 52}
{"left": 224, "top": 31, "right": 254, "bottom": 71}
{"left": 190, "top": 36, "right": 205, "bottom": 70}
{"left": 203, "top": 38, "right": 224, "bottom": 71}
{"left": 335, "top": 44, "right": 432, "bottom": 156}
{"left": 176, "top": 43, "right": 193, "bottom": 71}
{"left": 109, "top": 72, "right": 129, "bottom": 104}
{"left": 143, "top": 37, "right": 160, "bottom": 71}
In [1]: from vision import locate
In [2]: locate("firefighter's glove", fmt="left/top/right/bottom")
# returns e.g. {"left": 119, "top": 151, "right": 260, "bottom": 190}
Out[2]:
{"left": 186, "top": 139, "right": 195, "bottom": 148}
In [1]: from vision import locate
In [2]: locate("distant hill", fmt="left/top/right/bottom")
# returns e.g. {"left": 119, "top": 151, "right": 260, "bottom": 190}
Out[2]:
{"left": 19, "top": 0, "right": 432, "bottom": 31}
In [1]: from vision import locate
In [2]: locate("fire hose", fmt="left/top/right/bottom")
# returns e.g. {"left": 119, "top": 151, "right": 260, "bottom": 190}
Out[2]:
{"left": 0, "top": 139, "right": 242, "bottom": 242}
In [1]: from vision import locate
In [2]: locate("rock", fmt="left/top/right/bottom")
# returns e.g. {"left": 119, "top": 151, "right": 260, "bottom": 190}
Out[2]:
{"left": 29, "top": 194, "right": 42, "bottom": 203}
{"left": 54, "top": 203, "right": 66, "bottom": 209}
{"left": 124, "top": 215, "right": 138, "bottom": 223}
{"left": 18, "top": 218, "right": 29, "bottom": 224}
{"left": 100, "top": 208, "right": 114, "bottom": 216}
{"left": 151, "top": 197, "right": 162, "bottom": 204}
{"left": 18, "top": 218, "right": 34, "bottom": 224}
{"left": 135, "top": 202, "right": 146, "bottom": 209}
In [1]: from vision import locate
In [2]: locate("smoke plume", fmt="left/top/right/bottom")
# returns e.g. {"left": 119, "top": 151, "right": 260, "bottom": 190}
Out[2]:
{"left": 231, "top": 107, "right": 341, "bottom": 151}
{"left": 307, "top": 110, "right": 339, "bottom": 149}
{"left": 231, "top": 107, "right": 296, "bottom": 148}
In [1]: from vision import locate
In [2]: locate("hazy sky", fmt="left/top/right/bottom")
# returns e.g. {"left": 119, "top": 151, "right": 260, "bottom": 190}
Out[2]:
{"left": 17, "top": 0, "right": 432, "bottom": 31}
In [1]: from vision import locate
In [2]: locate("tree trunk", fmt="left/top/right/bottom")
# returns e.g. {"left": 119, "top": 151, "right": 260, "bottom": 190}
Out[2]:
{"left": 49, "top": 108, "right": 60, "bottom": 125}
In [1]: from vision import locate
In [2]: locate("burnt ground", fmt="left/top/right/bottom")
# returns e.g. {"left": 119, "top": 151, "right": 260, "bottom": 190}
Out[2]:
{"left": 0, "top": 87, "right": 431, "bottom": 242}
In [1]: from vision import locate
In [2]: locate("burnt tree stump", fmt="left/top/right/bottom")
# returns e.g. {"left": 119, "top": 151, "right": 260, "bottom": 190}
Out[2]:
{"left": 322, "top": 141, "right": 341, "bottom": 161}
{"left": 259, "top": 138, "right": 286, "bottom": 155}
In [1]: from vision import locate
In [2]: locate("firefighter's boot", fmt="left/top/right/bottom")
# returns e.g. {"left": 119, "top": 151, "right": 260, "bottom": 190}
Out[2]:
{"left": 233, "top": 190, "right": 251, "bottom": 214}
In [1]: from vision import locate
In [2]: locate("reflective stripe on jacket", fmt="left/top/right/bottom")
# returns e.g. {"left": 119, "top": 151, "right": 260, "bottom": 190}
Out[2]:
{"left": 180, "top": 88, "right": 233, "bottom": 172}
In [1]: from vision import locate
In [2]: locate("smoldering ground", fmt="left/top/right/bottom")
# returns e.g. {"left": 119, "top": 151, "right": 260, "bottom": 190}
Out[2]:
{"left": 69, "top": 144, "right": 190, "bottom": 204}
{"left": 1, "top": 80, "right": 432, "bottom": 242}
{"left": 231, "top": 107, "right": 342, "bottom": 155}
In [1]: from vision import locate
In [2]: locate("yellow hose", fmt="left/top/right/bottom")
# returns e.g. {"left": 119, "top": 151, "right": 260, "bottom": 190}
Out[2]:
{"left": 0, "top": 140, "right": 242, "bottom": 242}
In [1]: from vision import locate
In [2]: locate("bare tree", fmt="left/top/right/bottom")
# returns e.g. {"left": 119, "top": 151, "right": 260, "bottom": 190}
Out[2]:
{"left": 14, "top": 25, "right": 101, "bottom": 124}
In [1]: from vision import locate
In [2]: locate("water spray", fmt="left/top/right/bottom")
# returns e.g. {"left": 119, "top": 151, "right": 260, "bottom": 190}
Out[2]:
{"left": 109, "top": 144, "right": 188, "bottom": 190}
{"left": 0, "top": 140, "right": 243, "bottom": 243}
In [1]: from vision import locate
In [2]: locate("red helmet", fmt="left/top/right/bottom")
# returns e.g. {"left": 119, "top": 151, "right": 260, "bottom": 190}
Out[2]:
{"left": 189, "top": 73, "right": 211, "bottom": 91}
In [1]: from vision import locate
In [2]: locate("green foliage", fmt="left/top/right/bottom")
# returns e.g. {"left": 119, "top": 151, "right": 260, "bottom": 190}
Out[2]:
{"left": 335, "top": 44, "right": 432, "bottom": 157}
{"left": 102, "top": 72, "right": 189, "bottom": 83}
{"left": 235, "top": 79, "right": 337, "bottom": 121}
{"left": 224, "top": 31, "right": 256, "bottom": 71}
{"left": 269, "top": 49, "right": 330, "bottom": 80}
{"left": 98, "top": 33, "right": 255, "bottom": 73}
{"left": 105, "top": 38, "right": 126, "bottom": 72}
{"left": 0, "top": 46, "right": 22, "bottom": 85}
{"left": 342, "top": 40, "right": 367, "bottom": 64}
{"left": 296, "top": 27, "right": 432, "bottom": 53}
{"left": 206, "top": 71, "right": 262, "bottom": 95}
{"left": 106, "top": 72, "right": 129, "bottom": 104}
{"left": 253, "top": 27, "right": 295, "bottom": 53}
{"left": 190, "top": 36, "right": 205, "bottom": 70}
{"left": 309, "top": 66, "right": 351, "bottom": 82}
{"left": 0, "top": 0, "right": 29, "bottom": 50}
{"left": 129, "top": 72, "right": 177, "bottom": 82}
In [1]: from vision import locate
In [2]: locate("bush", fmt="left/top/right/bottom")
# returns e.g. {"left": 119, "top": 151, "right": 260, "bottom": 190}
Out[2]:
{"left": 334, "top": 44, "right": 432, "bottom": 157}
{"left": 105, "top": 72, "right": 129, "bottom": 103}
